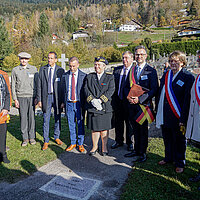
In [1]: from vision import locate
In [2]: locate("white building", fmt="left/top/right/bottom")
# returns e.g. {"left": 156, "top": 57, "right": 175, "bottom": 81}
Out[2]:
{"left": 72, "top": 31, "right": 89, "bottom": 40}
{"left": 118, "top": 19, "right": 143, "bottom": 32}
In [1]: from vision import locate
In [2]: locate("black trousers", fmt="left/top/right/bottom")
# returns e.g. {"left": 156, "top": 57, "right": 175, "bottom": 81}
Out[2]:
{"left": 130, "top": 119, "right": 148, "bottom": 155}
{"left": 0, "top": 123, "right": 7, "bottom": 161}
{"left": 114, "top": 99, "right": 133, "bottom": 145}
{"left": 162, "top": 125, "right": 186, "bottom": 168}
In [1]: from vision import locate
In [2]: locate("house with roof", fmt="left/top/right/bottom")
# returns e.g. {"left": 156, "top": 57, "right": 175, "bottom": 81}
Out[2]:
{"left": 52, "top": 33, "right": 68, "bottom": 45}
{"left": 177, "top": 27, "right": 200, "bottom": 37}
{"left": 118, "top": 19, "right": 143, "bottom": 32}
{"left": 72, "top": 30, "right": 89, "bottom": 40}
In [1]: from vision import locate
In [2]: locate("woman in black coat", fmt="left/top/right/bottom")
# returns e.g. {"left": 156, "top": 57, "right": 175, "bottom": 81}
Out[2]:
{"left": 84, "top": 57, "right": 115, "bottom": 156}
{"left": 156, "top": 51, "right": 195, "bottom": 173}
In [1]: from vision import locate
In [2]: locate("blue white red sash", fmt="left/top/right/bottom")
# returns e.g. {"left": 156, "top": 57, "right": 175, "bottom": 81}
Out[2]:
{"left": 195, "top": 74, "right": 200, "bottom": 107}
{"left": 165, "top": 70, "right": 181, "bottom": 118}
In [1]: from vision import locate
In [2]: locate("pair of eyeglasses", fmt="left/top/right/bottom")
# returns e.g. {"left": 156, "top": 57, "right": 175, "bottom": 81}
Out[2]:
{"left": 135, "top": 54, "right": 146, "bottom": 57}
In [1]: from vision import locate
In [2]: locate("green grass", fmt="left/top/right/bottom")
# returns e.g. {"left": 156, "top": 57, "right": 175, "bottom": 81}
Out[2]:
{"left": 121, "top": 138, "right": 200, "bottom": 200}
{"left": 105, "top": 30, "right": 176, "bottom": 44}
{"left": 0, "top": 115, "right": 90, "bottom": 183}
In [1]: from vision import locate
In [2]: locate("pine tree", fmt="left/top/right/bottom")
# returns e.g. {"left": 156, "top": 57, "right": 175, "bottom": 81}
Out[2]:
{"left": 0, "top": 17, "right": 13, "bottom": 60}
{"left": 38, "top": 13, "right": 50, "bottom": 37}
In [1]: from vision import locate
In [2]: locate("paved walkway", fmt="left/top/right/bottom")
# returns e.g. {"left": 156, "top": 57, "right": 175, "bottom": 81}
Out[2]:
{"left": 1, "top": 108, "right": 161, "bottom": 200}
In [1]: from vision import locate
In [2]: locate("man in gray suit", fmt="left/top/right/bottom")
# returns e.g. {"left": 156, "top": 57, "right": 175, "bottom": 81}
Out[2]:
{"left": 61, "top": 57, "right": 86, "bottom": 153}
{"left": 11, "top": 52, "right": 38, "bottom": 147}
{"left": 37, "top": 52, "right": 65, "bottom": 150}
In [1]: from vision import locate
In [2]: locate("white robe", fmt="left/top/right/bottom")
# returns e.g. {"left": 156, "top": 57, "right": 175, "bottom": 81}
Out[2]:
{"left": 186, "top": 81, "right": 200, "bottom": 142}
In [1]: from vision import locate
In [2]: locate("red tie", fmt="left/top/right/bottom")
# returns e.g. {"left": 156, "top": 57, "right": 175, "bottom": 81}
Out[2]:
{"left": 71, "top": 73, "right": 75, "bottom": 100}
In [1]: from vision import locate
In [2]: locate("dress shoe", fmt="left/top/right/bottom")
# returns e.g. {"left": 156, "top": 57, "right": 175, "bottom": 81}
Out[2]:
{"left": 55, "top": 138, "right": 63, "bottom": 145}
{"left": 78, "top": 145, "right": 85, "bottom": 153}
{"left": 89, "top": 149, "right": 98, "bottom": 156}
{"left": 3, "top": 156, "right": 10, "bottom": 164}
{"left": 29, "top": 139, "right": 36, "bottom": 145}
{"left": 132, "top": 154, "right": 147, "bottom": 163}
{"left": 189, "top": 173, "right": 200, "bottom": 182}
{"left": 127, "top": 144, "right": 133, "bottom": 151}
{"left": 111, "top": 142, "right": 123, "bottom": 149}
{"left": 158, "top": 160, "right": 167, "bottom": 165}
{"left": 101, "top": 152, "right": 108, "bottom": 156}
{"left": 66, "top": 144, "right": 76, "bottom": 151}
{"left": 124, "top": 150, "right": 137, "bottom": 158}
{"left": 42, "top": 142, "right": 49, "bottom": 150}
{"left": 176, "top": 167, "right": 184, "bottom": 173}
{"left": 21, "top": 139, "right": 29, "bottom": 147}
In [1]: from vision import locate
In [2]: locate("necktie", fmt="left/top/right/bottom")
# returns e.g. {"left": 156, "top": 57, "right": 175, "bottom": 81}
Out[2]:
{"left": 119, "top": 69, "right": 127, "bottom": 100}
{"left": 137, "top": 66, "right": 141, "bottom": 79}
{"left": 71, "top": 73, "right": 75, "bottom": 100}
{"left": 48, "top": 67, "right": 52, "bottom": 93}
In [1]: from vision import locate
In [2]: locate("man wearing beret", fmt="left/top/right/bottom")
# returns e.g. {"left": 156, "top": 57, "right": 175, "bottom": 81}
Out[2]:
{"left": 11, "top": 52, "right": 38, "bottom": 146}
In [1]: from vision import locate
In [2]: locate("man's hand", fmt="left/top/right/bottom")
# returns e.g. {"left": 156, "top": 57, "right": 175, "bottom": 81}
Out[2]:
{"left": 61, "top": 103, "right": 65, "bottom": 109}
{"left": 15, "top": 100, "right": 20, "bottom": 108}
{"left": 1, "top": 109, "right": 8, "bottom": 116}
{"left": 38, "top": 101, "right": 42, "bottom": 108}
{"left": 34, "top": 98, "right": 38, "bottom": 106}
{"left": 128, "top": 97, "right": 139, "bottom": 104}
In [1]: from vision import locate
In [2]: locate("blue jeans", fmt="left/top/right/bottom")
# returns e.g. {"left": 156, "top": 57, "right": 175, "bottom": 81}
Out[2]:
{"left": 43, "top": 94, "right": 61, "bottom": 143}
{"left": 66, "top": 101, "right": 85, "bottom": 145}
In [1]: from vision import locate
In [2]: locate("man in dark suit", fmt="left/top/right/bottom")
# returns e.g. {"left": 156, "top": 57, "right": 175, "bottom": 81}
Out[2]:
{"left": 61, "top": 57, "right": 86, "bottom": 153}
{"left": 111, "top": 51, "right": 135, "bottom": 151}
{"left": 126, "top": 45, "right": 158, "bottom": 162}
{"left": 37, "top": 52, "right": 65, "bottom": 150}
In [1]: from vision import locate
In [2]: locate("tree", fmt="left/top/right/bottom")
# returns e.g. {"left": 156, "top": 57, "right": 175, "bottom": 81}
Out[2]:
{"left": 3, "top": 54, "right": 19, "bottom": 70}
{"left": 188, "top": 0, "right": 199, "bottom": 17}
{"left": 38, "top": 13, "right": 50, "bottom": 37}
{"left": 0, "top": 17, "right": 13, "bottom": 60}
{"left": 137, "top": 1, "right": 146, "bottom": 24}
{"left": 62, "top": 13, "right": 79, "bottom": 33}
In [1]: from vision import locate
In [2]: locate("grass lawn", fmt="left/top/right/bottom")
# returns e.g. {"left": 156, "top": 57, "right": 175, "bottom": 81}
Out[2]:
{"left": 105, "top": 30, "right": 176, "bottom": 44}
{"left": 121, "top": 138, "right": 200, "bottom": 200}
{"left": 0, "top": 115, "right": 90, "bottom": 183}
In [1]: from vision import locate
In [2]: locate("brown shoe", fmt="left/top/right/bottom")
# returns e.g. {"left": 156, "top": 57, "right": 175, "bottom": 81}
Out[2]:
{"left": 78, "top": 145, "right": 85, "bottom": 153}
{"left": 176, "top": 167, "right": 184, "bottom": 173}
{"left": 55, "top": 138, "right": 63, "bottom": 145}
{"left": 42, "top": 142, "right": 49, "bottom": 151}
{"left": 65, "top": 144, "right": 76, "bottom": 151}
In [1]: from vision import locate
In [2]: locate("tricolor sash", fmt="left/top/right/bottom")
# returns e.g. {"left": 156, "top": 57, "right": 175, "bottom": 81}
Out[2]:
{"left": 135, "top": 105, "right": 154, "bottom": 125}
{"left": 194, "top": 74, "right": 200, "bottom": 107}
{"left": 165, "top": 70, "right": 181, "bottom": 118}
{"left": 129, "top": 66, "right": 154, "bottom": 124}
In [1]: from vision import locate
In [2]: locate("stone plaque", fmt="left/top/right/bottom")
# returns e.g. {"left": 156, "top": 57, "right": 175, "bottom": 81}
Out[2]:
{"left": 39, "top": 173, "right": 101, "bottom": 200}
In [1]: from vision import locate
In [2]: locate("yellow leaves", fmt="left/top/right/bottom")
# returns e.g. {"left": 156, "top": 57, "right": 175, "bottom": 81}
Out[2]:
{"left": 3, "top": 54, "right": 19, "bottom": 69}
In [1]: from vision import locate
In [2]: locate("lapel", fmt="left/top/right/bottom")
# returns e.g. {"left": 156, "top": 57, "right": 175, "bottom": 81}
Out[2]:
{"left": 92, "top": 73, "right": 102, "bottom": 91}
{"left": 138, "top": 63, "right": 148, "bottom": 81}
{"left": 44, "top": 65, "right": 48, "bottom": 83}
{"left": 77, "top": 69, "right": 82, "bottom": 93}
{"left": 53, "top": 65, "right": 59, "bottom": 83}
{"left": 65, "top": 70, "right": 70, "bottom": 93}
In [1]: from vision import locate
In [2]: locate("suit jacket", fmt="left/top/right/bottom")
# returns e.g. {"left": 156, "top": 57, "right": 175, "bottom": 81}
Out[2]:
{"left": 84, "top": 72, "right": 115, "bottom": 114}
{"left": 157, "top": 68, "right": 194, "bottom": 128}
{"left": 126, "top": 63, "right": 159, "bottom": 118}
{"left": 61, "top": 69, "right": 86, "bottom": 107}
{"left": 37, "top": 64, "right": 64, "bottom": 113}
{"left": 112, "top": 64, "right": 133, "bottom": 110}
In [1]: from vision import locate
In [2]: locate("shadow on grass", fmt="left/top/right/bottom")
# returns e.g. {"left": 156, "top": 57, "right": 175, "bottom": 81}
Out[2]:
{"left": 120, "top": 152, "right": 200, "bottom": 200}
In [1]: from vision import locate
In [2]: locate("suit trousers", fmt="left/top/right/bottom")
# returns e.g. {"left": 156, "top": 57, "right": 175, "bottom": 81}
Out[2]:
{"left": 130, "top": 119, "right": 148, "bottom": 155}
{"left": 114, "top": 98, "right": 132, "bottom": 145}
{"left": 162, "top": 125, "right": 186, "bottom": 168}
{"left": 43, "top": 94, "right": 61, "bottom": 143}
{"left": 66, "top": 101, "right": 85, "bottom": 145}
{"left": 18, "top": 97, "right": 35, "bottom": 140}
{"left": 0, "top": 123, "right": 7, "bottom": 161}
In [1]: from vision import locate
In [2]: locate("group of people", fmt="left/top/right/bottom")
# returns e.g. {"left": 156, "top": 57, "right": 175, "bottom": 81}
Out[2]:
{"left": 0, "top": 46, "right": 199, "bottom": 183}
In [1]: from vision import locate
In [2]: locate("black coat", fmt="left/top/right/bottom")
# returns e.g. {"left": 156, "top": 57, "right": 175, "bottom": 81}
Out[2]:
{"left": 156, "top": 68, "right": 195, "bottom": 127}
{"left": 84, "top": 72, "right": 115, "bottom": 114}
{"left": 37, "top": 64, "right": 64, "bottom": 113}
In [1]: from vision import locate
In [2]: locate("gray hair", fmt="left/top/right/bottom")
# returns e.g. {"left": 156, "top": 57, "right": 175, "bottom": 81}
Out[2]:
{"left": 134, "top": 45, "right": 147, "bottom": 54}
{"left": 69, "top": 56, "right": 79, "bottom": 64}
{"left": 122, "top": 51, "right": 134, "bottom": 58}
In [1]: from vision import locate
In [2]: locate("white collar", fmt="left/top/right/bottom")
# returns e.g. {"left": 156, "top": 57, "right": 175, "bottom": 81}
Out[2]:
{"left": 137, "top": 62, "right": 146, "bottom": 70}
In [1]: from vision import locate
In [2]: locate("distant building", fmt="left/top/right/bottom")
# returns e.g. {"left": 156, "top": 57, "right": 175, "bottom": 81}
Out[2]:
{"left": 118, "top": 19, "right": 143, "bottom": 32}
{"left": 52, "top": 33, "right": 68, "bottom": 45}
{"left": 102, "top": 18, "right": 112, "bottom": 24}
{"left": 72, "top": 30, "right": 89, "bottom": 40}
{"left": 178, "top": 20, "right": 192, "bottom": 26}
{"left": 177, "top": 27, "right": 200, "bottom": 37}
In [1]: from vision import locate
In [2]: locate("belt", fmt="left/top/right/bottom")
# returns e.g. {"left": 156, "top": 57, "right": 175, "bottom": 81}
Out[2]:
{"left": 48, "top": 93, "right": 53, "bottom": 95}
{"left": 68, "top": 100, "right": 78, "bottom": 103}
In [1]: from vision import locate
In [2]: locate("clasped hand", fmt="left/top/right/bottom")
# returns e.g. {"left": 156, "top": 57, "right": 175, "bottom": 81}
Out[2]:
{"left": 91, "top": 99, "right": 102, "bottom": 111}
